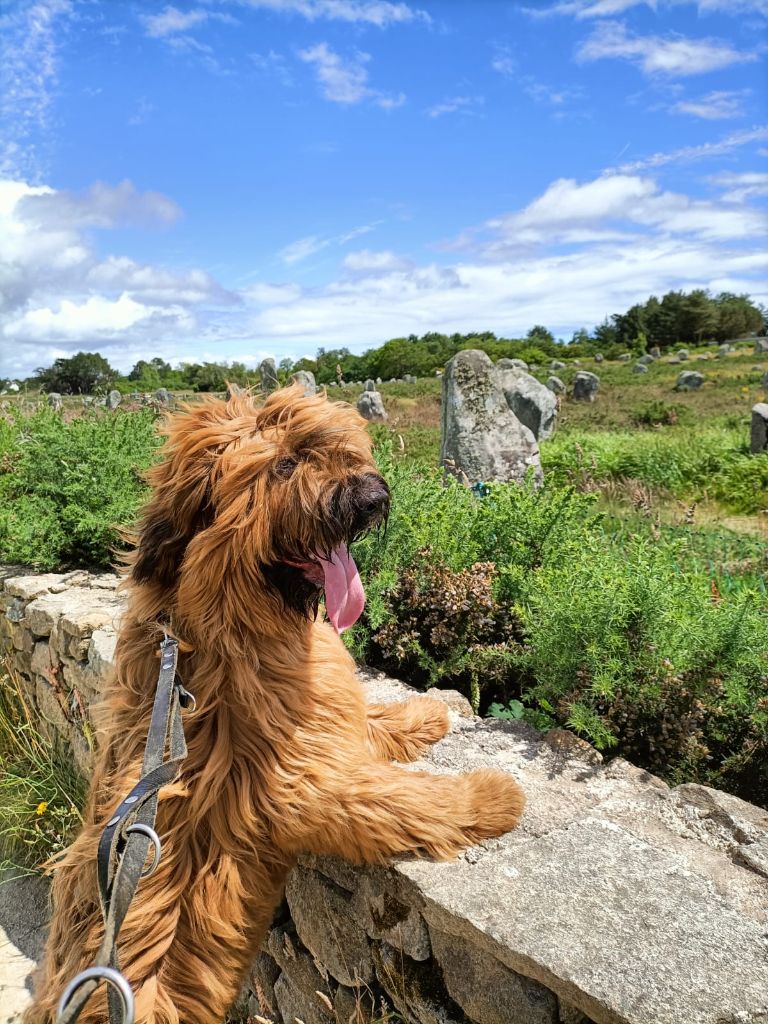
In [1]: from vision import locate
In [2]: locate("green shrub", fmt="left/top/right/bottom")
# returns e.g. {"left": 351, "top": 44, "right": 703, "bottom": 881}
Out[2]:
{"left": 0, "top": 406, "right": 158, "bottom": 569}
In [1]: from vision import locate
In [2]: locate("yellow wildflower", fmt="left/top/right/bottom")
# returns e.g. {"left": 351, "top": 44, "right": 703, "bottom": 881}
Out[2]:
{"left": 35, "top": 802, "right": 48, "bottom": 816}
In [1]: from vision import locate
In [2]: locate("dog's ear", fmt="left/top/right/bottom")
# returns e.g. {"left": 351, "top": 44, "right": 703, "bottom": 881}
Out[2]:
{"left": 132, "top": 475, "right": 213, "bottom": 588}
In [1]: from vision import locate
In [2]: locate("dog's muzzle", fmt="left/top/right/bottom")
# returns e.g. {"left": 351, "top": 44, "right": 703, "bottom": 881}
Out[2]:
{"left": 348, "top": 473, "right": 390, "bottom": 535}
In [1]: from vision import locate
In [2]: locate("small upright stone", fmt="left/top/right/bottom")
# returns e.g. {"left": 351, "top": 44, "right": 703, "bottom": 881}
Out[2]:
{"left": 718, "top": 343, "right": 732, "bottom": 358}
{"left": 357, "top": 390, "right": 387, "bottom": 422}
{"left": 154, "top": 388, "right": 172, "bottom": 407}
{"left": 497, "top": 363, "right": 558, "bottom": 441}
{"left": 637, "top": 354, "right": 655, "bottom": 366}
{"left": 440, "top": 349, "right": 542, "bottom": 486}
{"left": 259, "top": 358, "right": 279, "bottom": 393}
{"left": 290, "top": 370, "right": 316, "bottom": 397}
{"left": 572, "top": 371, "right": 600, "bottom": 402}
{"left": 677, "top": 349, "right": 689, "bottom": 361}
{"left": 649, "top": 346, "right": 661, "bottom": 359}
{"left": 106, "top": 390, "right": 122, "bottom": 410}
{"left": 754, "top": 338, "right": 768, "bottom": 355}
{"left": 618, "top": 353, "right": 631, "bottom": 362}
{"left": 47, "top": 392, "right": 62, "bottom": 411}
{"left": 633, "top": 363, "right": 649, "bottom": 374}
{"left": 364, "top": 378, "right": 376, "bottom": 392}
{"left": 751, "top": 403, "right": 768, "bottom": 454}
{"left": 550, "top": 360, "right": 566, "bottom": 371}
{"left": 594, "top": 352, "right": 604, "bottom": 363}
{"left": 677, "top": 371, "right": 704, "bottom": 391}
{"left": 546, "top": 376, "right": 565, "bottom": 394}
{"left": 500, "top": 358, "right": 529, "bottom": 373}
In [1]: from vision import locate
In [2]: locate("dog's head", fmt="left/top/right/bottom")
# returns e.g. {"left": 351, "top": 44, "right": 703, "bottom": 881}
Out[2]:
{"left": 130, "top": 384, "right": 389, "bottom": 636}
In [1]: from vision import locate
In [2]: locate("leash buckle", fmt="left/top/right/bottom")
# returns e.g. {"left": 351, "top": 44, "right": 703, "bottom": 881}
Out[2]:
{"left": 56, "top": 966, "right": 134, "bottom": 1024}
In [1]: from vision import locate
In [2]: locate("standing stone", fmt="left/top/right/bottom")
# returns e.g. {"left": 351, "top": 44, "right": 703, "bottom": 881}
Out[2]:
{"left": 291, "top": 370, "right": 316, "bottom": 397}
{"left": 754, "top": 338, "right": 768, "bottom": 355}
{"left": 403, "top": 373, "right": 417, "bottom": 384}
{"left": 497, "top": 363, "right": 557, "bottom": 441}
{"left": 259, "top": 358, "right": 278, "bottom": 393}
{"left": 106, "top": 390, "right": 122, "bottom": 410}
{"left": 357, "top": 391, "right": 387, "bottom": 422}
{"left": 594, "top": 352, "right": 604, "bottom": 363}
{"left": 618, "top": 353, "right": 631, "bottom": 362}
{"left": 364, "top": 378, "right": 376, "bottom": 392}
{"left": 550, "top": 360, "right": 566, "bottom": 371}
{"left": 762, "top": 372, "right": 768, "bottom": 390}
{"left": 649, "top": 346, "right": 661, "bottom": 359}
{"left": 47, "top": 393, "right": 62, "bottom": 411}
{"left": 637, "top": 354, "right": 655, "bottom": 366}
{"left": 375, "top": 377, "right": 382, "bottom": 385}
{"left": 154, "top": 388, "right": 171, "bottom": 407}
{"left": 572, "top": 371, "right": 600, "bottom": 402}
{"left": 677, "top": 371, "right": 705, "bottom": 391}
{"left": 440, "top": 349, "right": 542, "bottom": 486}
{"left": 500, "top": 358, "right": 528, "bottom": 373}
{"left": 718, "top": 344, "right": 731, "bottom": 358}
{"left": 546, "top": 376, "right": 565, "bottom": 394}
{"left": 633, "top": 363, "right": 649, "bottom": 374}
{"left": 677, "top": 349, "right": 689, "bottom": 361}
{"left": 751, "top": 404, "right": 768, "bottom": 454}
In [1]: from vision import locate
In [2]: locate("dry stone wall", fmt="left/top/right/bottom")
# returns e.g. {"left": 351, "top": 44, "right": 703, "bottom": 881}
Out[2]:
{"left": 2, "top": 569, "right": 768, "bottom": 1024}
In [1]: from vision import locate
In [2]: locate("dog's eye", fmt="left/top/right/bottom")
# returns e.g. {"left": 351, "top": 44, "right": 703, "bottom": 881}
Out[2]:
{"left": 274, "top": 456, "right": 297, "bottom": 478}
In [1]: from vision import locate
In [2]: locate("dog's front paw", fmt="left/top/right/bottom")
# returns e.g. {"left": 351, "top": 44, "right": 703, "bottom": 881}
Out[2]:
{"left": 412, "top": 698, "right": 451, "bottom": 746}
{"left": 461, "top": 768, "right": 525, "bottom": 843}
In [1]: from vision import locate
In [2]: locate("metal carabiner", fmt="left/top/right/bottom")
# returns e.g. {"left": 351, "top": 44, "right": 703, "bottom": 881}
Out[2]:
{"left": 125, "top": 822, "right": 162, "bottom": 878}
{"left": 56, "top": 966, "right": 135, "bottom": 1024}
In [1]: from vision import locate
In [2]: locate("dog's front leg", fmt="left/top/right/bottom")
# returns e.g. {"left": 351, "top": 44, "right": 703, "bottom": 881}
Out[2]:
{"left": 279, "top": 763, "right": 524, "bottom": 864}
{"left": 366, "top": 699, "right": 450, "bottom": 762}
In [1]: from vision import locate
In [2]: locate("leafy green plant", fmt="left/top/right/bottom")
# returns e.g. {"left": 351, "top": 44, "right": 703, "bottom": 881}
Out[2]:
{"left": 0, "top": 658, "right": 85, "bottom": 873}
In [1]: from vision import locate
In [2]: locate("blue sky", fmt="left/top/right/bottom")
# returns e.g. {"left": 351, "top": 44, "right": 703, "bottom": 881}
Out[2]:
{"left": 1, "top": 0, "right": 766, "bottom": 378}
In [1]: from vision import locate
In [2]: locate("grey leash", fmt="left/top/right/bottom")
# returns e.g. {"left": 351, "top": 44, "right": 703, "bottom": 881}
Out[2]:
{"left": 55, "top": 636, "right": 195, "bottom": 1024}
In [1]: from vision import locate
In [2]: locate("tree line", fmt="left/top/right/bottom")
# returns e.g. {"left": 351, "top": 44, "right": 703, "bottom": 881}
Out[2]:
{"left": 8, "top": 289, "right": 765, "bottom": 394}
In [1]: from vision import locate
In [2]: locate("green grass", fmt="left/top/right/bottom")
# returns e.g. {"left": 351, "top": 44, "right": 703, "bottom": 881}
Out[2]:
{"left": 0, "top": 658, "right": 85, "bottom": 873}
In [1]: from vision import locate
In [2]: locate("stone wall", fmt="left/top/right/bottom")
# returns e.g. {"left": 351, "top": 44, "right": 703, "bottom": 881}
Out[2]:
{"left": 2, "top": 569, "right": 768, "bottom": 1024}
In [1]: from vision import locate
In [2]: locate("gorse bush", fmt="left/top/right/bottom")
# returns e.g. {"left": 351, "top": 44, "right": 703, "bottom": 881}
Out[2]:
{"left": 349, "top": 440, "right": 768, "bottom": 806}
{"left": 0, "top": 406, "right": 158, "bottom": 569}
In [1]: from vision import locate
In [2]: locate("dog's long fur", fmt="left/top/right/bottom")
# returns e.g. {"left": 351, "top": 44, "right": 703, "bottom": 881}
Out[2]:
{"left": 26, "top": 385, "right": 525, "bottom": 1024}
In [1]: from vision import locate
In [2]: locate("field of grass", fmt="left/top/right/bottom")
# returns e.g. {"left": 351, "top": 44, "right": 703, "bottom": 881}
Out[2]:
{"left": 1, "top": 341, "right": 766, "bottom": 814}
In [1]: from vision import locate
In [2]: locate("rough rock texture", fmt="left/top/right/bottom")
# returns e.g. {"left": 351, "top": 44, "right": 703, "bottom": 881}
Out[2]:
{"left": 106, "top": 390, "right": 122, "bottom": 410}
{"left": 546, "top": 375, "right": 565, "bottom": 394}
{"left": 572, "top": 371, "right": 599, "bottom": 402}
{"left": 755, "top": 338, "right": 768, "bottom": 355}
{"left": 751, "top": 403, "right": 768, "bottom": 454}
{"left": 497, "top": 358, "right": 528, "bottom": 373}
{"left": 357, "top": 390, "right": 388, "bottom": 422}
{"left": 260, "top": 357, "right": 279, "bottom": 393}
{"left": 291, "top": 370, "right": 316, "bottom": 397}
{"left": 677, "top": 370, "right": 705, "bottom": 391}
{"left": 441, "top": 350, "right": 543, "bottom": 486}
{"left": 496, "top": 363, "right": 558, "bottom": 441}
{"left": 154, "top": 387, "right": 171, "bottom": 406}
{"left": 364, "top": 378, "right": 376, "bottom": 392}
{"left": 676, "top": 349, "right": 689, "bottom": 361}
{"left": 594, "top": 353, "right": 604, "bottom": 363}
{"left": 632, "top": 363, "right": 648, "bottom": 374}
{"left": 550, "top": 360, "right": 566, "bottom": 371}
{"left": 3, "top": 571, "right": 768, "bottom": 1024}
{"left": 637, "top": 354, "right": 655, "bottom": 366}
{"left": 46, "top": 393, "right": 61, "bottom": 411}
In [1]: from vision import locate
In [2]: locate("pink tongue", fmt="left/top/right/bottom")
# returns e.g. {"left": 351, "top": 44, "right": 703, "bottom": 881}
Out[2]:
{"left": 321, "top": 545, "right": 365, "bottom": 633}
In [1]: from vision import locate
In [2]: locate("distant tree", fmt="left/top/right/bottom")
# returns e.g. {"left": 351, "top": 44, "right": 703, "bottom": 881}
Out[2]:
{"left": 680, "top": 289, "right": 717, "bottom": 344}
{"left": 527, "top": 325, "right": 554, "bottom": 346}
{"left": 34, "top": 352, "right": 117, "bottom": 394}
{"left": 713, "top": 292, "right": 763, "bottom": 341}
{"left": 569, "top": 328, "right": 591, "bottom": 346}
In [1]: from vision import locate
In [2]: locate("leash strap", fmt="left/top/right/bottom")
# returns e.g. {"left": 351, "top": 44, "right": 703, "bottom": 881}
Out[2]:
{"left": 55, "top": 637, "right": 194, "bottom": 1024}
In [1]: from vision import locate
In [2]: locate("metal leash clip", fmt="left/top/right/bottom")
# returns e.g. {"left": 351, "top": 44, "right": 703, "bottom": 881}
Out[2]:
{"left": 57, "top": 967, "right": 135, "bottom": 1024}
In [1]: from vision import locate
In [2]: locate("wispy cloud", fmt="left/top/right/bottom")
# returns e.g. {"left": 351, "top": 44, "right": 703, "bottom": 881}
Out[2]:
{"left": 278, "top": 221, "right": 383, "bottom": 264}
{"left": 143, "top": 5, "right": 211, "bottom": 37}
{"left": 227, "top": 0, "right": 430, "bottom": 26}
{"left": 612, "top": 125, "right": 768, "bottom": 173}
{"left": 577, "top": 20, "right": 758, "bottom": 76}
{"left": 298, "top": 43, "right": 405, "bottom": 108}
{"left": 0, "top": 0, "right": 75, "bottom": 181}
{"left": 426, "top": 95, "right": 484, "bottom": 118}
{"left": 524, "top": 1, "right": 768, "bottom": 18}
{"left": 710, "top": 171, "right": 768, "bottom": 201}
{"left": 671, "top": 89, "right": 749, "bottom": 119}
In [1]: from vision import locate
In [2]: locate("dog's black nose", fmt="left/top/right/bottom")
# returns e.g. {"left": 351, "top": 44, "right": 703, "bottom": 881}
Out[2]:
{"left": 351, "top": 473, "right": 390, "bottom": 531}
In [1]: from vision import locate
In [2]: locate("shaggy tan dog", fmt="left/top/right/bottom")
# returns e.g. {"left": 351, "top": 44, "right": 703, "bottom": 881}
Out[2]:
{"left": 27, "top": 385, "right": 524, "bottom": 1024}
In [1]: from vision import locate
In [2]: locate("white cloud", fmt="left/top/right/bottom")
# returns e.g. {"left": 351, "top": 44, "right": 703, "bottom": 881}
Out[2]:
{"left": 426, "top": 95, "right": 484, "bottom": 118}
{"left": 710, "top": 171, "right": 768, "bottom": 201}
{"left": 228, "top": 0, "right": 429, "bottom": 26}
{"left": 671, "top": 89, "right": 748, "bottom": 119}
{"left": 0, "top": 0, "right": 75, "bottom": 180}
{"left": 17, "top": 179, "right": 181, "bottom": 229}
{"left": 342, "top": 249, "right": 414, "bottom": 274}
{"left": 577, "top": 20, "right": 757, "bottom": 76}
{"left": 298, "top": 42, "right": 404, "bottom": 108}
{"left": 524, "top": 1, "right": 768, "bottom": 17}
{"left": 4, "top": 293, "right": 192, "bottom": 341}
{"left": 612, "top": 125, "right": 768, "bottom": 173}
{"left": 278, "top": 234, "right": 332, "bottom": 264}
{"left": 143, "top": 6, "right": 211, "bottom": 37}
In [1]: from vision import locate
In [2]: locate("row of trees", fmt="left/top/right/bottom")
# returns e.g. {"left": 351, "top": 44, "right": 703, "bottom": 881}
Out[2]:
{"left": 13, "top": 289, "right": 765, "bottom": 395}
